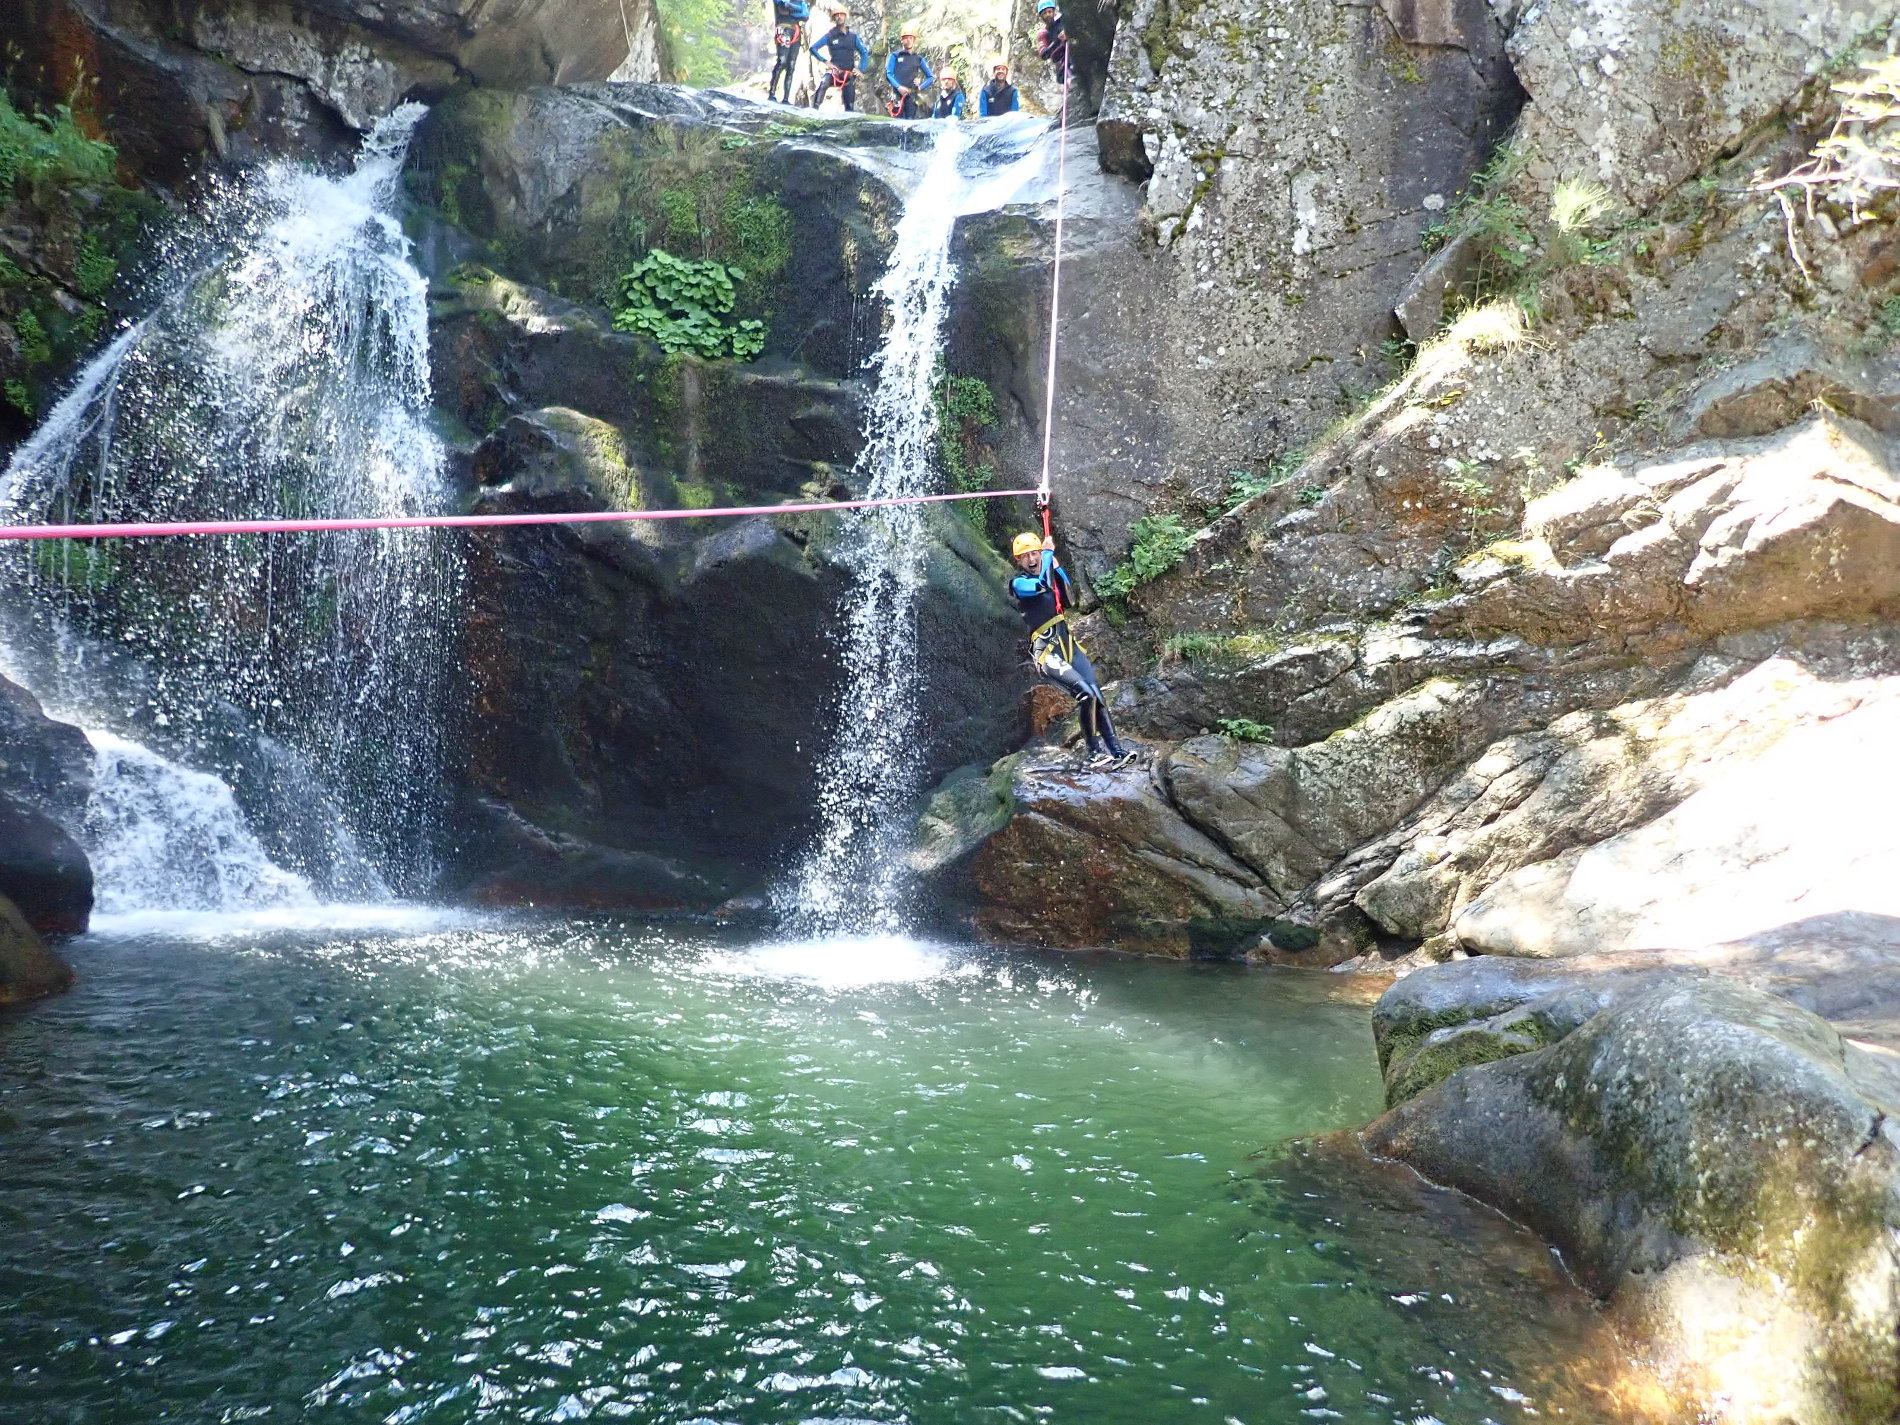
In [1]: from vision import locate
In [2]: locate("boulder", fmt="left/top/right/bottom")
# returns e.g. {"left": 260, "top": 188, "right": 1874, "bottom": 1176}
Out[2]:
{"left": 0, "top": 674, "right": 93, "bottom": 823}
{"left": 1452, "top": 690, "right": 1900, "bottom": 959}
{"left": 0, "top": 791, "right": 94, "bottom": 937}
{"left": 961, "top": 750, "right": 1281, "bottom": 957}
{"left": 1505, "top": 0, "right": 1880, "bottom": 211}
{"left": 3, "top": 0, "right": 662, "bottom": 178}
{"left": 1362, "top": 971, "right": 1900, "bottom": 1423}
{"left": 0, "top": 891, "right": 73, "bottom": 1005}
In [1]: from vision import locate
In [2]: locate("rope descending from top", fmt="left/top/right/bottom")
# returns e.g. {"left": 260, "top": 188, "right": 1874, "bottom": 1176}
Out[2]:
{"left": 1034, "top": 50, "right": 1073, "bottom": 511}
{"left": 0, "top": 487, "right": 1042, "bottom": 542}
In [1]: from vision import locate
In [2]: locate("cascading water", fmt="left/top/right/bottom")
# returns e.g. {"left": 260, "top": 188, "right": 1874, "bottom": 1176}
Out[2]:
{"left": 0, "top": 105, "right": 460, "bottom": 903}
{"left": 784, "top": 120, "right": 1052, "bottom": 935}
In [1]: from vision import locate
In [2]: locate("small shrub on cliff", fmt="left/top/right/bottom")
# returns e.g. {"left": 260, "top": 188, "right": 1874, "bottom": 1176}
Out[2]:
{"left": 931, "top": 369, "right": 998, "bottom": 533}
{"left": 0, "top": 94, "right": 117, "bottom": 196}
{"left": 1215, "top": 717, "right": 1273, "bottom": 743}
{"left": 1098, "top": 514, "right": 1193, "bottom": 601}
{"left": 613, "top": 250, "right": 766, "bottom": 360}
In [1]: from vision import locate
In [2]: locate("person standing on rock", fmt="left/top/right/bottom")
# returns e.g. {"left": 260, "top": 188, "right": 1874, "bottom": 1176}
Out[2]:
{"left": 809, "top": 9, "right": 869, "bottom": 111}
{"left": 1009, "top": 530, "right": 1136, "bottom": 770}
{"left": 769, "top": 0, "right": 811, "bottom": 104}
{"left": 1035, "top": 0, "right": 1069, "bottom": 83}
{"left": 886, "top": 29, "right": 935, "bottom": 118}
{"left": 979, "top": 62, "right": 1020, "bottom": 116}
{"left": 933, "top": 69, "right": 968, "bottom": 118}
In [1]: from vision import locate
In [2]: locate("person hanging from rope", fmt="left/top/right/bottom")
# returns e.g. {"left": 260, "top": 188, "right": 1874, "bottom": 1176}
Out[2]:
{"left": 979, "top": 61, "right": 1020, "bottom": 115}
{"left": 1034, "top": 0, "right": 1069, "bottom": 83}
{"left": 933, "top": 68, "right": 967, "bottom": 118}
{"left": 769, "top": 0, "right": 811, "bottom": 104}
{"left": 809, "top": 8, "right": 869, "bottom": 111}
{"left": 1009, "top": 521, "right": 1136, "bottom": 771}
{"left": 886, "top": 29, "right": 934, "bottom": 119}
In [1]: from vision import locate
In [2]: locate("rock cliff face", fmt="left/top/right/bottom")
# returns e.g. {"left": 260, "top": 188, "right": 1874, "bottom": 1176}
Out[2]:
{"left": 929, "top": 1, "right": 1900, "bottom": 985}
{"left": 405, "top": 86, "right": 1032, "bottom": 901}
{"left": 0, "top": 673, "right": 93, "bottom": 999}
{"left": 1, "top": 0, "right": 662, "bottom": 179}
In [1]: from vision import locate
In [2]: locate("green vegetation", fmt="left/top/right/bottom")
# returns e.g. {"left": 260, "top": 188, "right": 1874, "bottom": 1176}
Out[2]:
{"left": 932, "top": 369, "right": 998, "bottom": 532}
{"left": 31, "top": 537, "right": 118, "bottom": 591}
{"left": 1215, "top": 717, "right": 1273, "bottom": 742}
{"left": 0, "top": 93, "right": 117, "bottom": 195}
{"left": 655, "top": 0, "right": 742, "bottom": 86}
{"left": 612, "top": 250, "right": 766, "bottom": 359}
{"left": 1217, "top": 446, "right": 1309, "bottom": 514}
{"left": 0, "top": 84, "right": 150, "bottom": 423}
{"left": 1099, "top": 514, "right": 1193, "bottom": 601}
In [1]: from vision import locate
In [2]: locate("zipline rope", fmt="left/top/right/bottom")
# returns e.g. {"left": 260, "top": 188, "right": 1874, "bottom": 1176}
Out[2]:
{"left": 1034, "top": 50, "right": 1072, "bottom": 509}
{"left": 0, "top": 487, "right": 1042, "bottom": 542}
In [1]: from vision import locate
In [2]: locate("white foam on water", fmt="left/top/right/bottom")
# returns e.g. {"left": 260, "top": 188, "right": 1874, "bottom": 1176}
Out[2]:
{"left": 703, "top": 933, "right": 973, "bottom": 989}
{"left": 83, "top": 730, "right": 316, "bottom": 915}
{"left": 86, "top": 902, "right": 480, "bottom": 941}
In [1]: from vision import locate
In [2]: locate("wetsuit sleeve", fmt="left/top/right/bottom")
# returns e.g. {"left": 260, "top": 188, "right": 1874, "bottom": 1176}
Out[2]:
{"left": 919, "top": 58, "right": 935, "bottom": 89}
{"left": 853, "top": 35, "right": 869, "bottom": 69}
{"left": 1010, "top": 574, "right": 1041, "bottom": 600}
{"left": 978, "top": 88, "right": 991, "bottom": 116}
{"left": 810, "top": 32, "right": 829, "bottom": 58}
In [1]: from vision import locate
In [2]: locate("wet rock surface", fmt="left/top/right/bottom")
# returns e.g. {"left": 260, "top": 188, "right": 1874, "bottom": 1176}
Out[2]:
{"left": 0, "top": 675, "right": 94, "bottom": 944}
{"left": 0, "top": 890, "right": 73, "bottom": 1004}
{"left": 1362, "top": 965, "right": 1900, "bottom": 1422}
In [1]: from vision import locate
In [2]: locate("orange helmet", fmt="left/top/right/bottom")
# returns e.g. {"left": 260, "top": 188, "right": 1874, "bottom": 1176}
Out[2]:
{"left": 1011, "top": 532, "right": 1042, "bottom": 559}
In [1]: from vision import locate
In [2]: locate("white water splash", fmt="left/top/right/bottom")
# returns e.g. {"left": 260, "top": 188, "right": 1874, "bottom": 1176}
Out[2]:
{"left": 705, "top": 933, "right": 972, "bottom": 989}
{"left": 782, "top": 121, "right": 1053, "bottom": 936}
{"left": 83, "top": 731, "right": 315, "bottom": 915}
{"left": 0, "top": 105, "right": 460, "bottom": 897}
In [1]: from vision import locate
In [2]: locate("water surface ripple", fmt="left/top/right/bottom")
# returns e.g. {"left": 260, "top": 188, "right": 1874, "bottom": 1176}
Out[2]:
{"left": 1, "top": 920, "right": 1630, "bottom": 1423}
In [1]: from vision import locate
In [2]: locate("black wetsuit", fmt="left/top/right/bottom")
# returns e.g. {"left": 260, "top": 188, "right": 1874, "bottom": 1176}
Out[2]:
{"left": 770, "top": 0, "right": 808, "bottom": 103}
{"left": 1037, "top": 9, "right": 1070, "bottom": 80}
{"left": 1011, "top": 551, "right": 1126, "bottom": 759}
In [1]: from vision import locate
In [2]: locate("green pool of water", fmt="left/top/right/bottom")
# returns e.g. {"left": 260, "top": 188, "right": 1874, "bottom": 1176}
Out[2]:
{"left": 1, "top": 914, "right": 1625, "bottom": 1423}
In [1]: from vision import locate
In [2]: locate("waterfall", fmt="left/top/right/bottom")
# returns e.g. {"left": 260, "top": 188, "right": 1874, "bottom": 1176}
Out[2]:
{"left": 83, "top": 732, "right": 316, "bottom": 915}
{"left": 0, "top": 105, "right": 461, "bottom": 902}
{"left": 784, "top": 119, "right": 1052, "bottom": 935}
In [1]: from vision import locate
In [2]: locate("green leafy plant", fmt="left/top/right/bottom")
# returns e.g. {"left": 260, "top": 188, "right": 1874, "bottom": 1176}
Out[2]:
{"left": 1098, "top": 514, "right": 1193, "bottom": 601}
{"left": 1215, "top": 717, "right": 1273, "bottom": 742}
{"left": 0, "top": 94, "right": 117, "bottom": 196}
{"left": 73, "top": 234, "right": 116, "bottom": 297}
{"left": 932, "top": 369, "right": 998, "bottom": 532}
{"left": 612, "top": 249, "right": 766, "bottom": 360}
{"left": 31, "top": 537, "right": 117, "bottom": 590}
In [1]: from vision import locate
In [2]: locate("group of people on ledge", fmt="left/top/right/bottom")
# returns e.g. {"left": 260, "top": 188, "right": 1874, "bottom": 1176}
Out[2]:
{"left": 768, "top": 1, "right": 1068, "bottom": 117}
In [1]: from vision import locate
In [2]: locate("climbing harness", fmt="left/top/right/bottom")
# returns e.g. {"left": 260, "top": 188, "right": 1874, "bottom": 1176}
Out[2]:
{"left": 0, "top": 487, "right": 1041, "bottom": 542}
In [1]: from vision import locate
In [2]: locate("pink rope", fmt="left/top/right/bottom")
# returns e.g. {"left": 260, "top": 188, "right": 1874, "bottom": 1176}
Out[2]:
{"left": 0, "top": 487, "right": 1042, "bottom": 541}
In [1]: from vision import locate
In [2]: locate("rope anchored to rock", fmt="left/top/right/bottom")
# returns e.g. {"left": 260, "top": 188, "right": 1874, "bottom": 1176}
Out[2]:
{"left": 0, "top": 487, "right": 1043, "bottom": 541}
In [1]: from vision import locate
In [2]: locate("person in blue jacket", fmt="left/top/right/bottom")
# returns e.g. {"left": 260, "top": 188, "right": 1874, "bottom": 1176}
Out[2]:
{"left": 933, "top": 69, "right": 967, "bottom": 118}
{"left": 886, "top": 29, "right": 934, "bottom": 118}
{"left": 1009, "top": 529, "right": 1135, "bottom": 770}
{"left": 809, "top": 9, "right": 869, "bottom": 110}
{"left": 769, "top": 0, "right": 810, "bottom": 104}
{"left": 978, "top": 61, "right": 1019, "bottom": 116}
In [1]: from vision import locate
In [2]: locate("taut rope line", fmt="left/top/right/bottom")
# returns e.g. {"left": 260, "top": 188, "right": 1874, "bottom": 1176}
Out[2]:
{"left": 0, "top": 487, "right": 1042, "bottom": 541}
{"left": 1034, "top": 50, "right": 1072, "bottom": 508}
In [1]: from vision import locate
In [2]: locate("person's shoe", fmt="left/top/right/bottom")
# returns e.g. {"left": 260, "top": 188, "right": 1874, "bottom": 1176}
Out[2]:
{"left": 1108, "top": 750, "right": 1139, "bottom": 770}
{"left": 1083, "top": 752, "right": 1115, "bottom": 771}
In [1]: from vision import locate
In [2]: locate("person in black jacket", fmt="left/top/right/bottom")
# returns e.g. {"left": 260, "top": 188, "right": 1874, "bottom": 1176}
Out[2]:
{"left": 769, "top": 0, "right": 810, "bottom": 104}
{"left": 978, "top": 61, "right": 1019, "bottom": 115}
{"left": 1035, "top": 0, "right": 1069, "bottom": 82}
{"left": 810, "top": 9, "right": 870, "bottom": 110}
{"left": 933, "top": 69, "right": 967, "bottom": 118}
{"left": 885, "top": 29, "right": 934, "bottom": 118}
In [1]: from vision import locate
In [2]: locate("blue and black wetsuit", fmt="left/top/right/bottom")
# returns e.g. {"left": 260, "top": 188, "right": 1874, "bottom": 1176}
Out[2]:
{"left": 886, "top": 47, "right": 934, "bottom": 118}
{"left": 979, "top": 78, "right": 1019, "bottom": 116}
{"left": 810, "top": 25, "right": 869, "bottom": 109}
{"left": 770, "top": 0, "right": 810, "bottom": 103}
{"left": 1011, "top": 550, "right": 1127, "bottom": 760}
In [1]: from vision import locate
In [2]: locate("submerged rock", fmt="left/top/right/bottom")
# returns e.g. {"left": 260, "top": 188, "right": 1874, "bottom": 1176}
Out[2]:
{"left": 1362, "top": 966, "right": 1900, "bottom": 1423}
{"left": 0, "top": 891, "right": 72, "bottom": 1004}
